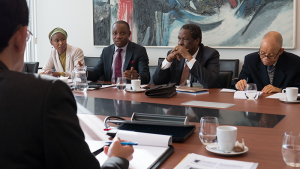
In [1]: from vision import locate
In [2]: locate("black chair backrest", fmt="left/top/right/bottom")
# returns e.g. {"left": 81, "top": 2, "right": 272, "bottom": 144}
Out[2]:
{"left": 84, "top": 57, "right": 99, "bottom": 69}
{"left": 218, "top": 71, "right": 233, "bottom": 88}
{"left": 158, "top": 58, "right": 164, "bottom": 66}
{"left": 149, "top": 66, "right": 157, "bottom": 84}
{"left": 219, "top": 59, "right": 239, "bottom": 78}
{"left": 23, "top": 62, "right": 39, "bottom": 74}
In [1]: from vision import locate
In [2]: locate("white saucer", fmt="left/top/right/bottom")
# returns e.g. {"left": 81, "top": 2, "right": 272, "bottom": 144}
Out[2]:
{"left": 125, "top": 88, "right": 146, "bottom": 93}
{"left": 206, "top": 144, "right": 248, "bottom": 156}
{"left": 279, "top": 97, "right": 300, "bottom": 104}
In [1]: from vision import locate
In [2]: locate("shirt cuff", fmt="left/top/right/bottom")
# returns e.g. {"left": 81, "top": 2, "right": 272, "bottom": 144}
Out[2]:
{"left": 186, "top": 58, "right": 196, "bottom": 69}
{"left": 160, "top": 58, "right": 172, "bottom": 70}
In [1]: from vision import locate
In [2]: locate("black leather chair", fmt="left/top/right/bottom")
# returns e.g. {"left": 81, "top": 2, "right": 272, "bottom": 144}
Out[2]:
{"left": 84, "top": 56, "right": 99, "bottom": 71}
{"left": 149, "top": 66, "right": 157, "bottom": 84}
{"left": 219, "top": 59, "right": 239, "bottom": 87}
{"left": 158, "top": 58, "right": 164, "bottom": 66}
{"left": 217, "top": 71, "right": 233, "bottom": 88}
{"left": 22, "top": 62, "right": 39, "bottom": 74}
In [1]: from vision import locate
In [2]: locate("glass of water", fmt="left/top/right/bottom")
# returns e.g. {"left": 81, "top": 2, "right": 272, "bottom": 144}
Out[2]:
{"left": 282, "top": 132, "right": 300, "bottom": 167}
{"left": 199, "top": 116, "right": 219, "bottom": 145}
{"left": 244, "top": 83, "right": 258, "bottom": 100}
{"left": 116, "top": 77, "right": 127, "bottom": 91}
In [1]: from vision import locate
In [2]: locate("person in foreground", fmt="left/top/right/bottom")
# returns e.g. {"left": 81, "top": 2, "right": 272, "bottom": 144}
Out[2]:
{"left": 236, "top": 31, "right": 300, "bottom": 93}
{"left": 0, "top": 0, "right": 133, "bottom": 168}
{"left": 85, "top": 21, "right": 150, "bottom": 84}
{"left": 152, "top": 24, "right": 220, "bottom": 88}
{"left": 40, "top": 27, "right": 85, "bottom": 78}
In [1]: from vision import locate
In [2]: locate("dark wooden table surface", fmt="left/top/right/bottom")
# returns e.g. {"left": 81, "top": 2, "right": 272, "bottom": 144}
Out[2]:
{"left": 74, "top": 86, "right": 300, "bottom": 169}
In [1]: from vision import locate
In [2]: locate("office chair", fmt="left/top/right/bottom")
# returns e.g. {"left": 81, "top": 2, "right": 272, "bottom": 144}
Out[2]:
{"left": 22, "top": 62, "right": 39, "bottom": 74}
{"left": 149, "top": 66, "right": 157, "bottom": 84}
{"left": 217, "top": 71, "right": 233, "bottom": 88}
{"left": 84, "top": 56, "right": 99, "bottom": 71}
{"left": 219, "top": 59, "right": 239, "bottom": 87}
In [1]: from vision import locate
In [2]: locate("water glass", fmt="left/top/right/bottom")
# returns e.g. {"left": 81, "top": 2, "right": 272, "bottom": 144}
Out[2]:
{"left": 199, "top": 116, "right": 219, "bottom": 145}
{"left": 72, "top": 66, "right": 88, "bottom": 92}
{"left": 244, "top": 83, "right": 258, "bottom": 100}
{"left": 116, "top": 77, "right": 126, "bottom": 91}
{"left": 282, "top": 132, "right": 300, "bottom": 167}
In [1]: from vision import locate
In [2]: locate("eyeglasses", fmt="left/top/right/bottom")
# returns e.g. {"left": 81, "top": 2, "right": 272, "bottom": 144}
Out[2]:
{"left": 258, "top": 47, "right": 281, "bottom": 59}
{"left": 26, "top": 30, "right": 33, "bottom": 42}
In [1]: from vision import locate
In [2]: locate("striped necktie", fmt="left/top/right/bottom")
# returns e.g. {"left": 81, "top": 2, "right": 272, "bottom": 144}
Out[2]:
{"left": 115, "top": 48, "right": 123, "bottom": 82}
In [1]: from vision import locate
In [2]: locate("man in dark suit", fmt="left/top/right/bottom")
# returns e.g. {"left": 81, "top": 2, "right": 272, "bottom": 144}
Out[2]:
{"left": 152, "top": 24, "right": 220, "bottom": 88}
{"left": 0, "top": 0, "right": 133, "bottom": 168}
{"left": 87, "top": 21, "right": 150, "bottom": 84}
{"left": 236, "top": 31, "right": 300, "bottom": 93}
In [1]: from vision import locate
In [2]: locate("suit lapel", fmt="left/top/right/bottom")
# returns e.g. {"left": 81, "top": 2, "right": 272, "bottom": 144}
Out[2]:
{"left": 123, "top": 41, "right": 133, "bottom": 72}
{"left": 107, "top": 45, "right": 115, "bottom": 78}
{"left": 258, "top": 61, "right": 270, "bottom": 86}
{"left": 272, "top": 55, "right": 286, "bottom": 87}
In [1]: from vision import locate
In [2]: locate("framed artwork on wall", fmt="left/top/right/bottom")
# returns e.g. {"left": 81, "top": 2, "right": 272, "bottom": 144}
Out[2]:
{"left": 93, "top": 0, "right": 295, "bottom": 49}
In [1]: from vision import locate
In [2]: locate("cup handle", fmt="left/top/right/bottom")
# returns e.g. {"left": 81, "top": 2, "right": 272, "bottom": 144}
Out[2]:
{"left": 282, "top": 89, "right": 286, "bottom": 93}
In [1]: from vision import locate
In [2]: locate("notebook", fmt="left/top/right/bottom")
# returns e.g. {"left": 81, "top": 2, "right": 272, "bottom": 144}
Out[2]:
{"left": 176, "top": 86, "right": 208, "bottom": 93}
{"left": 106, "top": 120, "right": 196, "bottom": 143}
{"left": 87, "top": 130, "right": 174, "bottom": 169}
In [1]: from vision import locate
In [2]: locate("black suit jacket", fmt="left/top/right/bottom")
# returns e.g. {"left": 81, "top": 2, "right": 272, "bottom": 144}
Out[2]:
{"left": 152, "top": 44, "right": 220, "bottom": 88}
{"left": 0, "top": 61, "right": 128, "bottom": 169}
{"left": 88, "top": 41, "right": 150, "bottom": 84}
{"left": 238, "top": 51, "right": 300, "bottom": 92}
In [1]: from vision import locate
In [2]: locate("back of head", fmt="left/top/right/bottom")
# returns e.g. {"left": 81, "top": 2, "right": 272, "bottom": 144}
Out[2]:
{"left": 180, "top": 24, "right": 202, "bottom": 44}
{"left": 0, "top": 0, "right": 29, "bottom": 53}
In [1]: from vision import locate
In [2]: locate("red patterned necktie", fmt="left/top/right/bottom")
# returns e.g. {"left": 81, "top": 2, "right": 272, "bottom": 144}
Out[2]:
{"left": 115, "top": 48, "right": 123, "bottom": 82}
{"left": 179, "top": 64, "right": 190, "bottom": 86}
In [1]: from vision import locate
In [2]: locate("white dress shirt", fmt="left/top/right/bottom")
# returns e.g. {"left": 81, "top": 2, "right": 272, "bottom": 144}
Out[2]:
{"left": 111, "top": 43, "right": 129, "bottom": 82}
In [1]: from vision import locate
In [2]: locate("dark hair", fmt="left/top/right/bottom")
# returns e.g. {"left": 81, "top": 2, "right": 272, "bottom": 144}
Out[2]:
{"left": 0, "top": 0, "right": 29, "bottom": 53}
{"left": 112, "top": 20, "right": 131, "bottom": 32}
{"left": 180, "top": 24, "right": 202, "bottom": 43}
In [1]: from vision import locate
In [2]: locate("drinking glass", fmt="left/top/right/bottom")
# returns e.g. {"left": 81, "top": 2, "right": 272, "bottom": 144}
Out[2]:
{"left": 116, "top": 77, "right": 126, "bottom": 91}
{"left": 244, "top": 83, "right": 258, "bottom": 100}
{"left": 282, "top": 132, "right": 300, "bottom": 167}
{"left": 199, "top": 116, "right": 219, "bottom": 145}
{"left": 72, "top": 66, "right": 88, "bottom": 92}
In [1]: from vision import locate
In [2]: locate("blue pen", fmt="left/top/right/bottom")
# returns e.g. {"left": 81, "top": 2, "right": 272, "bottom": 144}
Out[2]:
{"left": 105, "top": 141, "right": 138, "bottom": 146}
{"left": 246, "top": 77, "right": 248, "bottom": 83}
{"left": 51, "top": 71, "right": 55, "bottom": 73}
{"left": 93, "top": 142, "right": 138, "bottom": 156}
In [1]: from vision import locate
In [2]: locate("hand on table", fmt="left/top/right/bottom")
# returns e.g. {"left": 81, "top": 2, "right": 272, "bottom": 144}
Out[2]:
{"left": 236, "top": 79, "right": 247, "bottom": 91}
{"left": 104, "top": 137, "right": 134, "bottom": 161}
{"left": 40, "top": 71, "right": 61, "bottom": 77}
{"left": 262, "top": 84, "right": 281, "bottom": 93}
{"left": 123, "top": 67, "right": 139, "bottom": 80}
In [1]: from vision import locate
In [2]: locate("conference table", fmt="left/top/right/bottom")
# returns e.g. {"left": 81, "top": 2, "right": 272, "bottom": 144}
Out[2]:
{"left": 73, "top": 85, "right": 300, "bottom": 169}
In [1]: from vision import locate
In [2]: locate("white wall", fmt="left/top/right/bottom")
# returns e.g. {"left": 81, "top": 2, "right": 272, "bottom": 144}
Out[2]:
{"left": 36, "top": 0, "right": 299, "bottom": 70}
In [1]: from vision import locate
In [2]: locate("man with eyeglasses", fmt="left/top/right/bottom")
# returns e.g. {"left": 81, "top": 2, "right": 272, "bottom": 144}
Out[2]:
{"left": 236, "top": 31, "right": 300, "bottom": 93}
{"left": 0, "top": 0, "right": 133, "bottom": 168}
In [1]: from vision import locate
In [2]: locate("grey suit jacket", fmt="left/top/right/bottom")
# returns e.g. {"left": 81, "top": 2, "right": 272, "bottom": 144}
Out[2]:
{"left": 0, "top": 61, "right": 128, "bottom": 169}
{"left": 238, "top": 51, "right": 300, "bottom": 92}
{"left": 152, "top": 44, "right": 220, "bottom": 88}
{"left": 88, "top": 41, "right": 150, "bottom": 84}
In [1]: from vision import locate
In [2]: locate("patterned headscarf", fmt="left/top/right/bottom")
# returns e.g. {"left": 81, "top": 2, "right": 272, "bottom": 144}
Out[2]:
{"left": 48, "top": 27, "right": 68, "bottom": 42}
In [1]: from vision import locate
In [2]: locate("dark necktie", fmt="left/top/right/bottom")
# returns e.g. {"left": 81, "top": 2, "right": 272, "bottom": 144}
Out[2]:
{"left": 115, "top": 48, "right": 123, "bottom": 82}
{"left": 179, "top": 64, "right": 190, "bottom": 86}
{"left": 267, "top": 65, "right": 274, "bottom": 70}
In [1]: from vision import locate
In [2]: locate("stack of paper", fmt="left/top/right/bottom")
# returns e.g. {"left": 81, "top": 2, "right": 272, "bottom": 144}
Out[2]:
{"left": 234, "top": 91, "right": 263, "bottom": 99}
{"left": 175, "top": 153, "right": 258, "bottom": 169}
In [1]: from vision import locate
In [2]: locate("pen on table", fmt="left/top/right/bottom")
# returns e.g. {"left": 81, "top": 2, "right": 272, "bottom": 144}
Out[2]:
{"left": 51, "top": 71, "right": 55, "bottom": 73}
{"left": 92, "top": 142, "right": 138, "bottom": 156}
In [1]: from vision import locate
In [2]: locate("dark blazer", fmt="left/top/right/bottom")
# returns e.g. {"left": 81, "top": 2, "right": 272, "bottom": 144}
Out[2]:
{"left": 88, "top": 41, "right": 150, "bottom": 84}
{"left": 0, "top": 61, "right": 128, "bottom": 169}
{"left": 238, "top": 51, "right": 300, "bottom": 92}
{"left": 152, "top": 44, "right": 220, "bottom": 88}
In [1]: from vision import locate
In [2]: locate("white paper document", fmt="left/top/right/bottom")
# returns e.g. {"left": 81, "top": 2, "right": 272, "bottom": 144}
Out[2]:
{"left": 174, "top": 153, "right": 258, "bottom": 169}
{"left": 234, "top": 91, "right": 263, "bottom": 99}
{"left": 86, "top": 131, "right": 172, "bottom": 169}
{"left": 266, "top": 93, "right": 300, "bottom": 99}
{"left": 220, "top": 88, "right": 236, "bottom": 92}
{"left": 181, "top": 101, "right": 235, "bottom": 109}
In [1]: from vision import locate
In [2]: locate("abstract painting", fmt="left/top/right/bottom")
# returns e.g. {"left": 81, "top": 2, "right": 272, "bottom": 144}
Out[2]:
{"left": 93, "top": 0, "right": 295, "bottom": 48}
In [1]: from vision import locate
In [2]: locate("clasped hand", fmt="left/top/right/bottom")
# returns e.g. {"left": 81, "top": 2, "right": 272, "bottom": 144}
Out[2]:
{"left": 166, "top": 46, "right": 192, "bottom": 62}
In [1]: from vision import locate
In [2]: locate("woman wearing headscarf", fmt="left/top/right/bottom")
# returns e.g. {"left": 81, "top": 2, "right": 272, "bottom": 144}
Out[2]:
{"left": 40, "top": 27, "right": 85, "bottom": 77}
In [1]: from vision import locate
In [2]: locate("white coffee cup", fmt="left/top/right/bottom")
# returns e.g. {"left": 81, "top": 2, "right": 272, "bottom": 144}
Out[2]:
{"left": 282, "top": 87, "right": 298, "bottom": 101}
{"left": 59, "top": 76, "right": 69, "bottom": 84}
{"left": 217, "top": 126, "right": 237, "bottom": 151}
{"left": 131, "top": 79, "right": 141, "bottom": 91}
